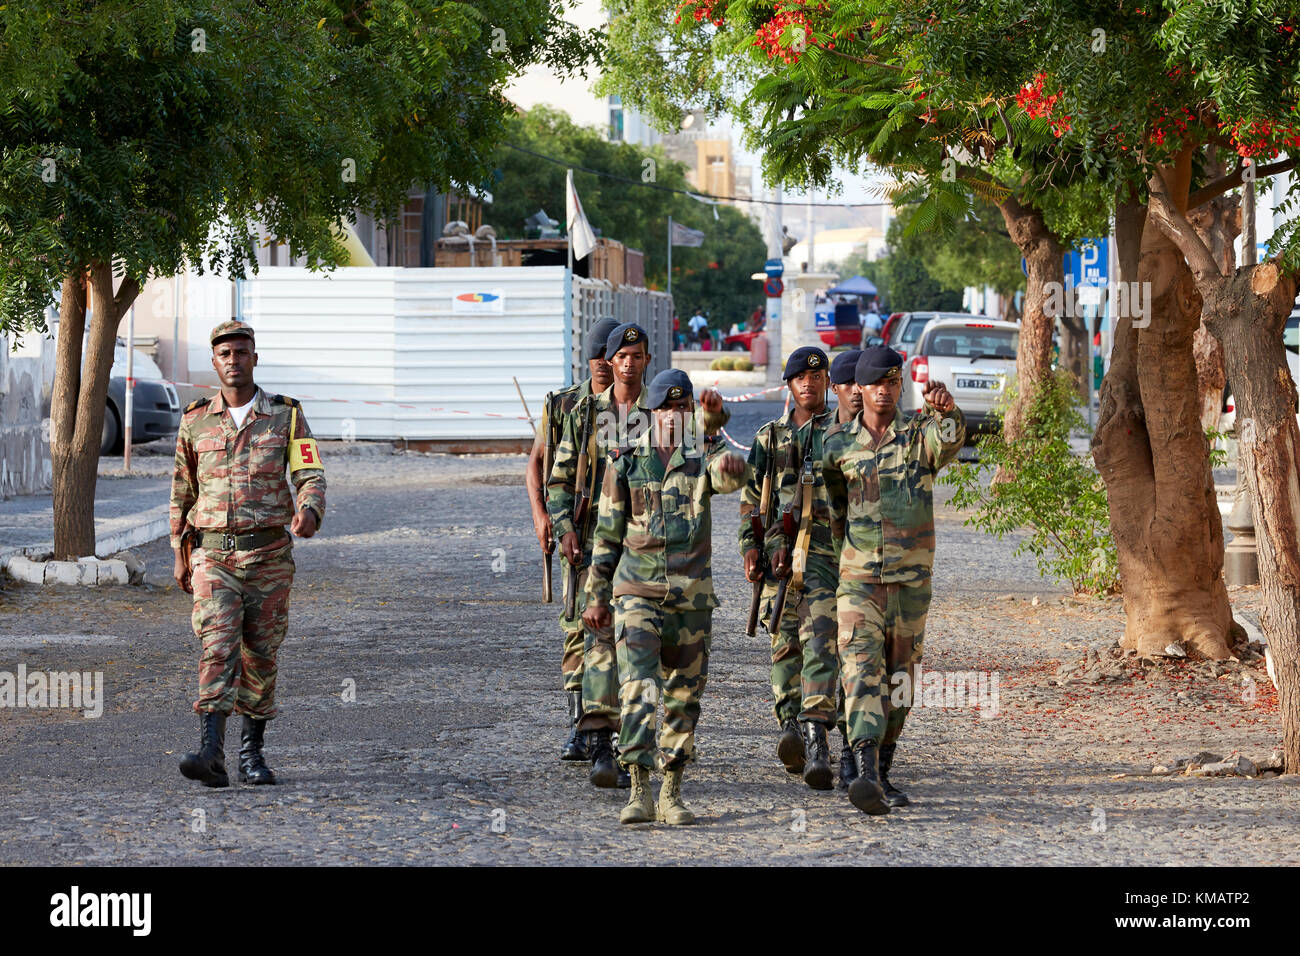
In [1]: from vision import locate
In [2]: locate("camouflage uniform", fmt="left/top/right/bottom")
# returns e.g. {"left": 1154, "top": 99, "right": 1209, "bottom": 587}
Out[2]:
{"left": 170, "top": 387, "right": 326, "bottom": 718}
{"left": 585, "top": 432, "right": 745, "bottom": 769}
{"left": 541, "top": 379, "right": 594, "bottom": 692}
{"left": 822, "top": 404, "right": 964, "bottom": 747}
{"left": 551, "top": 390, "right": 728, "bottom": 732}
{"left": 738, "top": 406, "right": 843, "bottom": 730}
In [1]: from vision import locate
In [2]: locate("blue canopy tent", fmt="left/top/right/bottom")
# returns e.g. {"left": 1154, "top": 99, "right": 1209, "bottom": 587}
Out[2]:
{"left": 826, "top": 275, "right": 878, "bottom": 297}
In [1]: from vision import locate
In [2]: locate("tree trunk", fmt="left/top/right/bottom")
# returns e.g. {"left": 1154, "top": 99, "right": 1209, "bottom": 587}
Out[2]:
{"left": 1188, "top": 186, "right": 1240, "bottom": 432}
{"left": 1060, "top": 311, "right": 1089, "bottom": 396}
{"left": 1203, "top": 263, "right": 1300, "bottom": 770}
{"left": 50, "top": 261, "right": 141, "bottom": 559}
{"left": 1091, "top": 179, "right": 1234, "bottom": 659}
{"left": 998, "top": 195, "right": 1063, "bottom": 442}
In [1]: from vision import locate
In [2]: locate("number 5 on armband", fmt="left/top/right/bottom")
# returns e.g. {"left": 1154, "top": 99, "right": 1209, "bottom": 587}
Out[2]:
{"left": 290, "top": 437, "right": 322, "bottom": 470}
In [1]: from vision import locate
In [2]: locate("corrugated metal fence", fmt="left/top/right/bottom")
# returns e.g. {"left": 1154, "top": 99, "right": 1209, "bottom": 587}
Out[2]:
{"left": 238, "top": 267, "right": 671, "bottom": 442}
{"left": 570, "top": 277, "right": 673, "bottom": 385}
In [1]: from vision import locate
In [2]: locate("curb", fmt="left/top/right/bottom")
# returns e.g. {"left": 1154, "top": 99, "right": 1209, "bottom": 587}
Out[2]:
{"left": 0, "top": 504, "right": 170, "bottom": 578}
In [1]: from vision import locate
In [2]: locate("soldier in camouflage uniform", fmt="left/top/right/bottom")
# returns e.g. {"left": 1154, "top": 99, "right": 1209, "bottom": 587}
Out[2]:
{"left": 822, "top": 346, "right": 963, "bottom": 814}
{"left": 830, "top": 349, "right": 862, "bottom": 425}
{"left": 552, "top": 323, "right": 728, "bottom": 789}
{"left": 170, "top": 320, "right": 326, "bottom": 788}
{"left": 527, "top": 317, "right": 619, "bottom": 762}
{"left": 739, "top": 347, "right": 849, "bottom": 791}
{"left": 583, "top": 369, "right": 746, "bottom": 825}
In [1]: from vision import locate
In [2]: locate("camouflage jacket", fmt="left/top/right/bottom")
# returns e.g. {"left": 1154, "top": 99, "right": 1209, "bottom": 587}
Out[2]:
{"left": 738, "top": 405, "right": 839, "bottom": 584}
{"left": 548, "top": 385, "right": 728, "bottom": 557}
{"left": 170, "top": 388, "right": 327, "bottom": 549}
{"left": 585, "top": 433, "right": 746, "bottom": 612}
{"left": 821, "top": 404, "right": 965, "bottom": 585}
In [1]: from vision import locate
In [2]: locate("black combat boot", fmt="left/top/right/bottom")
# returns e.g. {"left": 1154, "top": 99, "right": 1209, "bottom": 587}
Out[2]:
{"left": 777, "top": 717, "right": 805, "bottom": 774}
{"left": 847, "top": 740, "right": 890, "bottom": 815}
{"left": 801, "top": 721, "right": 833, "bottom": 791}
{"left": 560, "top": 691, "right": 589, "bottom": 761}
{"left": 588, "top": 728, "right": 620, "bottom": 788}
{"left": 837, "top": 738, "right": 858, "bottom": 789}
{"left": 238, "top": 716, "right": 277, "bottom": 785}
{"left": 612, "top": 738, "right": 631, "bottom": 789}
{"left": 878, "top": 742, "right": 910, "bottom": 807}
{"left": 179, "top": 711, "right": 229, "bottom": 788}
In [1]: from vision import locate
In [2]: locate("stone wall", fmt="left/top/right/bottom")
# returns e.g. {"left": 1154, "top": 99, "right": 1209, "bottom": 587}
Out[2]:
{"left": 0, "top": 333, "right": 53, "bottom": 498}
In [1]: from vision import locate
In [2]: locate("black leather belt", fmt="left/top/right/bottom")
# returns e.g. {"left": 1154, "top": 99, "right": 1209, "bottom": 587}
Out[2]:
{"left": 199, "top": 528, "right": 288, "bottom": 552}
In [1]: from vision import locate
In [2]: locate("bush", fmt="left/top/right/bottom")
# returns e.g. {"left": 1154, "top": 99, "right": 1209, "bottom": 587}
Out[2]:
{"left": 940, "top": 371, "right": 1119, "bottom": 595}
{"left": 733, "top": 358, "right": 754, "bottom": 371}
{"left": 710, "top": 357, "right": 735, "bottom": 371}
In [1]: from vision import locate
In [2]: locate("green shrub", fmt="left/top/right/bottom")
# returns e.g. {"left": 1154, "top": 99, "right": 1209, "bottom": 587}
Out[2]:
{"left": 711, "top": 357, "right": 736, "bottom": 371}
{"left": 940, "top": 370, "right": 1119, "bottom": 595}
{"left": 733, "top": 358, "right": 754, "bottom": 371}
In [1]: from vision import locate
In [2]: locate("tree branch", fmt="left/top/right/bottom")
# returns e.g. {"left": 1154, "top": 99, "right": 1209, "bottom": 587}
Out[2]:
{"left": 1147, "top": 167, "right": 1222, "bottom": 289}
{"left": 1189, "top": 156, "right": 1299, "bottom": 209}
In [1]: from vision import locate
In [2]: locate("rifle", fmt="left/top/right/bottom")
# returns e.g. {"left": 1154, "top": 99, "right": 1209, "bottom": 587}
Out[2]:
{"left": 564, "top": 401, "right": 596, "bottom": 620}
{"left": 746, "top": 435, "right": 778, "bottom": 637}
{"left": 767, "top": 505, "right": 797, "bottom": 635}
{"left": 541, "top": 400, "right": 555, "bottom": 604}
{"left": 767, "top": 431, "right": 806, "bottom": 636}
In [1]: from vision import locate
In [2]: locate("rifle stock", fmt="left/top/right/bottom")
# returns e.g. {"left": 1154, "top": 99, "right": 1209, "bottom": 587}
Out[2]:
{"left": 745, "top": 446, "right": 777, "bottom": 637}
{"left": 768, "top": 576, "right": 791, "bottom": 636}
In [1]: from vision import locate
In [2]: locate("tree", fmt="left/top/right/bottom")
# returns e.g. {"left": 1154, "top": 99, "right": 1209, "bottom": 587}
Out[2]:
{"left": 878, "top": 209, "right": 964, "bottom": 312}
{"left": 0, "top": 0, "right": 599, "bottom": 559}
{"left": 488, "top": 105, "right": 766, "bottom": 328}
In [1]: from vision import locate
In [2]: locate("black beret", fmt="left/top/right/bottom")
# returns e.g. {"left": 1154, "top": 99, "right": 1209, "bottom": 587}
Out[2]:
{"left": 855, "top": 345, "right": 904, "bottom": 386}
{"left": 587, "top": 318, "right": 621, "bottom": 360}
{"left": 646, "top": 369, "right": 694, "bottom": 409}
{"left": 830, "top": 349, "right": 862, "bottom": 385}
{"left": 606, "top": 322, "right": 648, "bottom": 360}
{"left": 782, "top": 346, "right": 829, "bottom": 380}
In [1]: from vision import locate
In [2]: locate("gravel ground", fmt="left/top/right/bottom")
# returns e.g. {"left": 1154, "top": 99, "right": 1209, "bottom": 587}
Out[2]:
{"left": 0, "top": 400, "right": 1295, "bottom": 866}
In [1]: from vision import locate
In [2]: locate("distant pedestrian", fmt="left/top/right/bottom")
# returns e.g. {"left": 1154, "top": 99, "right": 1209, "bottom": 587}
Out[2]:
{"left": 688, "top": 309, "right": 709, "bottom": 350}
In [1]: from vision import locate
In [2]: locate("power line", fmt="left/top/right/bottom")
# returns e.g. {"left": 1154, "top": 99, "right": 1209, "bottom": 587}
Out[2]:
{"left": 502, "top": 142, "right": 891, "bottom": 208}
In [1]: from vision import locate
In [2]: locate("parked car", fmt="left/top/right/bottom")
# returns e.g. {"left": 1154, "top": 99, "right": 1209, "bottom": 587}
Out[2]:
{"left": 874, "top": 311, "right": 1000, "bottom": 361}
{"left": 901, "top": 318, "right": 1019, "bottom": 434}
{"left": 102, "top": 342, "right": 181, "bottom": 455}
{"left": 722, "top": 328, "right": 764, "bottom": 351}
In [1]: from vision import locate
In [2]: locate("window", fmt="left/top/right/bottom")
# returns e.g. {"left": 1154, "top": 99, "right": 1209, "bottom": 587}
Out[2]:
{"left": 924, "top": 327, "right": 1018, "bottom": 358}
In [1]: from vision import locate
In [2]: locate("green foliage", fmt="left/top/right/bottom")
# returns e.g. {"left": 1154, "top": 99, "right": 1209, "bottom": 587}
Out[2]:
{"left": 0, "top": 0, "right": 603, "bottom": 335}
{"left": 941, "top": 371, "right": 1119, "bottom": 595}
{"left": 733, "top": 357, "right": 753, "bottom": 370}
{"left": 488, "top": 106, "right": 767, "bottom": 329}
{"left": 711, "top": 356, "right": 735, "bottom": 370}
{"left": 880, "top": 210, "right": 964, "bottom": 312}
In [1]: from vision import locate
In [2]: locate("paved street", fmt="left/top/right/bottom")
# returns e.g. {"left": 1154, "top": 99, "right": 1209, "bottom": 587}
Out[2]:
{"left": 0, "top": 403, "right": 1296, "bottom": 865}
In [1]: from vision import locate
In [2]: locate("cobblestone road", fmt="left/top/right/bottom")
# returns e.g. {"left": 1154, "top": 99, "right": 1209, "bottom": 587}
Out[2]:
{"left": 0, "top": 402, "right": 1296, "bottom": 865}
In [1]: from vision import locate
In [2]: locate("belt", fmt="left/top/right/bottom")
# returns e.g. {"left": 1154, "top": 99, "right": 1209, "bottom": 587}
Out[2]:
{"left": 198, "top": 528, "right": 288, "bottom": 552}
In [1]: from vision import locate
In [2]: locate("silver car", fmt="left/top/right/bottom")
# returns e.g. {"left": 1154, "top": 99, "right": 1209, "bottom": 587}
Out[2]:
{"left": 900, "top": 318, "right": 1019, "bottom": 433}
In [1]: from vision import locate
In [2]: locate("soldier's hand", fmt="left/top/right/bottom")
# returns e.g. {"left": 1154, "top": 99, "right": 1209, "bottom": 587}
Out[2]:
{"left": 532, "top": 508, "right": 554, "bottom": 553}
{"left": 173, "top": 551, "right": 192, "bottom": 594}
{"left": 770, "top": 546, "right": 792, "bottom": 580}
{"left": 744, "top": 548, "right": 762, "bottom": 582}
{"left": 700, "top": 388, "right": 723, "bottom": 414}
{"left": 923, "top": 381, "right": 955, "bottom": 413}
{"left": 583, "top": 604, "right": 611, "bottom": 630}
{"left": 561, "top": 530, "right": 581, "bottom": 565}
{"left": 719, "top": 452, "right": 745, "bottom": 476}
{"left": 291, "top": 507, "right": 319, "bottom": 538}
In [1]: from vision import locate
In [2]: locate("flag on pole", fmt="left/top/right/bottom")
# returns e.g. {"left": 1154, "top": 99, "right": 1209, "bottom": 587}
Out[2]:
{"left": 565, "top": 169, "right": 597, "bottom": 260}
{"left": 669, "top": 221, "right": 706, "bottom": 248}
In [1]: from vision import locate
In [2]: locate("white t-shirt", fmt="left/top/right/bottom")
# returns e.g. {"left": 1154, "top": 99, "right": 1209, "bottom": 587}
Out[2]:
{"left": 229, "top": 396, "right": 257, "bottom": 430}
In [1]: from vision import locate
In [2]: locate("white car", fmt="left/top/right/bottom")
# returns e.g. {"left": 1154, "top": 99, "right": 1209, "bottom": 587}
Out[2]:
{"left": 901, "top": 318, "right": 1019, "bottom": 434}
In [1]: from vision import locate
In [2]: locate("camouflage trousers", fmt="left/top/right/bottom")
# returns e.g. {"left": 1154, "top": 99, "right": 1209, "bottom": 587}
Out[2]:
{"left": 191, "top": 540, "right": 295, "bottom": 719}
{"left": 614, "top": 595, "right": 710, "bottom": 771}
{"left": 836, "top": 580, "right": 930, "bottom": 747}
{"left": 767, "top": 574, "right": 844, "bottom": 730}
{"left": 557, "top": 563, "right": 589, "bottom": 692}
{"left": 579, "top": 595, "right": 618, "bottom": 733}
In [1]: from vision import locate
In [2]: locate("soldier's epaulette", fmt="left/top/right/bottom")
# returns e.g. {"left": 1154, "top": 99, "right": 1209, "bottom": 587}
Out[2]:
{"left": 183, "top": 397, "right": 209, "bottom": 415}
{"left": 272, "top": 395, "right": 302, "bottom": 409}
{"left": 609, "top": 445, "right": 636, "bottom": 462}
{"left": 704, "top": 434, "right": 724, "bottom": 447}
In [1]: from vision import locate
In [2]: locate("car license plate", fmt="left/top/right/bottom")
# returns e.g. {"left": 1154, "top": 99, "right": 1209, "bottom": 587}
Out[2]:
{"left": 957, "top": 377, "right": 998, "bottom": 390}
